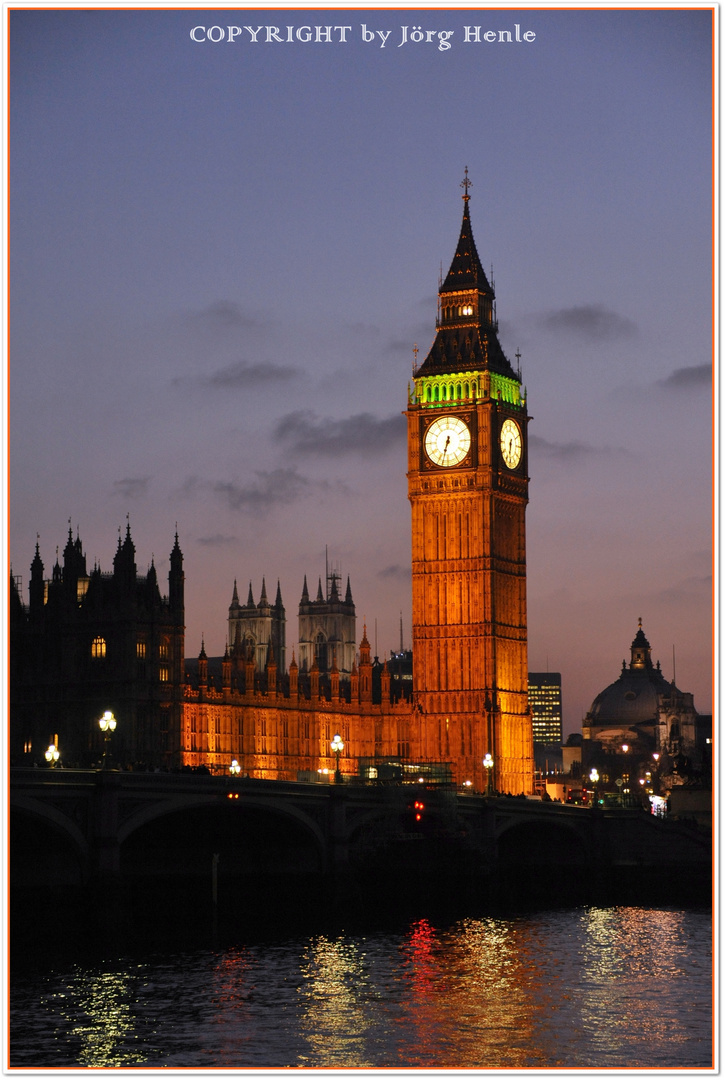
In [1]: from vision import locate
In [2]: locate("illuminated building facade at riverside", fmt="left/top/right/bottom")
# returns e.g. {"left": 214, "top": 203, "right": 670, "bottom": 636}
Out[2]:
{"left": 10, "top": 180, "right": 534, "bottom": 793}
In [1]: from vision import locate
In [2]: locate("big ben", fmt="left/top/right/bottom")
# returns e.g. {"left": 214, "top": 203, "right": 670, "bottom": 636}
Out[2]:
{"left": 407, "top": 171, "right": 534, "bottom": 794}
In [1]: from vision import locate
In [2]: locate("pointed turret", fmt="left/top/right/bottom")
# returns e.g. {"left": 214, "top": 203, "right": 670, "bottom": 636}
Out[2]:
{"left": 289, "top": 648, "right": 299, "bottom": 698}
{"left": 114, "top": 519, "right": 137, "bottom": 586}
{"left": 146, "top": 558, "right": 160, "bottom": 601}
{"left": 300, "top": 575, "right": 310, "bottom": 603}
{"left": 416, "top": 169, "right": 515, "bottom": 381}
{"left": 29, "top": 538, "right": 45, "bottom": 618}
{"left": 198, "top": 637, "right": 208, "bottom": 687}
{"left": 246, "top": 581, "right": 255, "bottom": 607}
{"left": 629, "top": 618, "right": 653, "bottom": 671}
{"left": 222, "top": 644, "right": 231, "bottom": 689}
{"left": 169, "top": 529, "right": 184, "bottom": 616}
{"left": 344, "top": 576, "right": 353, "bottom": 605}
{"left": 316, "top": 577, "right": 324, "bottom": 602}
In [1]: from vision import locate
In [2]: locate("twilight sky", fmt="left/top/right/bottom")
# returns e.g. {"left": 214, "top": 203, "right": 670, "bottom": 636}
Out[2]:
{"left": 8, "top": 5, "right": 713, "bottom": 734}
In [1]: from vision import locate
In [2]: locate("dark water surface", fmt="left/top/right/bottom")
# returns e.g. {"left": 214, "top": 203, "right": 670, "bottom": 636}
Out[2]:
{"left": 10, "top": 906, "right": 711, "bottom": 1070}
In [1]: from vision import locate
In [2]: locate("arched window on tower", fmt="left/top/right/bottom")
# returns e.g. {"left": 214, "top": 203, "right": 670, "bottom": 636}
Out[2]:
{"left": 91, "top": 636, "right": 106, "bottom": 659}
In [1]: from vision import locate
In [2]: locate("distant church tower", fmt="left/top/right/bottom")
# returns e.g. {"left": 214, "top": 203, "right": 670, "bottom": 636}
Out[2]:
{"left": 407, "top": 171, "right": 534, "bottom": 793}
{"left": 228, "top": 578, "right": 286, "bottom": 673}
{"left": 297, "top": 563, "right": 356, "bottom": 676}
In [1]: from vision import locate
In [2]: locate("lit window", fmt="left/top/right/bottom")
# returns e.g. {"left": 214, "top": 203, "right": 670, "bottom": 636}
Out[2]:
{"left": 91, "top": 636, "right": 106, "bottom": 659}
{"left": 160, "top": 642, "right": 169, "bottom": 660}
{"left": 159, "top": 665, "right": 169, "bottom": 682}
{"left": 137, "top": 640, "right": 146, "bottom": 660}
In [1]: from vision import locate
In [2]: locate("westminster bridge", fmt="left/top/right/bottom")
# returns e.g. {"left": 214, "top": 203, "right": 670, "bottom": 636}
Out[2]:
{"left": 11, "top": 767, "right": 711, "bottom": 928}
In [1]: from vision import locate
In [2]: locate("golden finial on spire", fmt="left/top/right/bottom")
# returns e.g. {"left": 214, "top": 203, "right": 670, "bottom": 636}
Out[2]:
{"left": 461, "top": 166, "right": 472, "bottom": 201}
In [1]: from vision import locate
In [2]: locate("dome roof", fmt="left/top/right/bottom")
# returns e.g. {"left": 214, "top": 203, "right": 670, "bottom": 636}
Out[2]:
{"left": 587, "top": 621, "right": 672, "bottom": 726}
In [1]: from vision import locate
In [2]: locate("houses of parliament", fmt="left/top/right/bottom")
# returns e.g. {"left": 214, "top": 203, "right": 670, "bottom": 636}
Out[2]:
{"left": 10, "top": 179, "right": 536, "bottom": 795}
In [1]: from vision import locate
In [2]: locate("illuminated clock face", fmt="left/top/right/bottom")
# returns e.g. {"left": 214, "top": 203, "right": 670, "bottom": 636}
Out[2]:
{"left": 500, "top": 418, "right": 522, "bottom": 469}
{"left": 424, "top": 416, "right": 471, "bottom": 467}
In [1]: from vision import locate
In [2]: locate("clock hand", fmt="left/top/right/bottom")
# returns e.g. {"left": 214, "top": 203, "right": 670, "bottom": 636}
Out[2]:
{"left": 443, "top": 435, "right": 451, "bottom": 457}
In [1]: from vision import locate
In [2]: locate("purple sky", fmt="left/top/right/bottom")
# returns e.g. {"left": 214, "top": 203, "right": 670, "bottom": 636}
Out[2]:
{"left": 8, "top": 6, "right": 713, "bottom": 734}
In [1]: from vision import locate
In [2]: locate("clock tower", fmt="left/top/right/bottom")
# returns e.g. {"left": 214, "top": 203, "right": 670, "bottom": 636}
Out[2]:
{"left": 407, "top": 172, "right": 534, "bottom": 794}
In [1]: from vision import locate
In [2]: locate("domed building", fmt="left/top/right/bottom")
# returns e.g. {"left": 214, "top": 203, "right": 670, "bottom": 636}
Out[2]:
{"left": 582, "top": 620, "right": 699, "bottom": 793}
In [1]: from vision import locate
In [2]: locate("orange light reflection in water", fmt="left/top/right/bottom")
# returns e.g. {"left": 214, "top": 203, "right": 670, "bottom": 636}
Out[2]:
{"left": 397, "top": 916, "right": 545, "bottom": 1068}
{"left": 297, "top": 936, "right": 376, "bottom": 1068}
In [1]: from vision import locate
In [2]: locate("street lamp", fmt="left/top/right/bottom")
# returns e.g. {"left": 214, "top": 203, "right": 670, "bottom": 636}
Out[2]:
{"left": 98, "top": 710, "right": 117, "bottom": 769}
{"left": 331, "top": 733, "right": 344, "bottom": 784}
{"left": 45, "top": 743, "right": 59, "bottom": 768}
{"left": 229, "top": 759, "right": 241, "bottom": 776}
{"left": 589, "top": 768, "right": 599, "bottom": 807}
{"left": 483, "top": 753, "right": 494, "bottom": 795}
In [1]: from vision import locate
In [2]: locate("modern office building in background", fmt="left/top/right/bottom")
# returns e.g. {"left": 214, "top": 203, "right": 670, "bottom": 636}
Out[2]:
{"left": 528, "top": 673, "right": 563, "bottom": 746}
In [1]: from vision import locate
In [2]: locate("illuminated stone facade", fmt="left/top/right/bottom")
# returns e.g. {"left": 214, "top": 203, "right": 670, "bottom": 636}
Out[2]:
{"left": 406, "top": 179, "right": 534, "bottom": 793}
{"left": 11, "top": 182, "right": 535, "bottom": 792}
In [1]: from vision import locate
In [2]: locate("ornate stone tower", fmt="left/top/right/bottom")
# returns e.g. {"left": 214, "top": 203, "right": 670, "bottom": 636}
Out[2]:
{"left": 407, "top": 172, "right": 534, "bottom": 793}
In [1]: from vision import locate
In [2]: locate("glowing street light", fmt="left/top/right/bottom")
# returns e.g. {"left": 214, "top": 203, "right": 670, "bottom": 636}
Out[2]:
{"left": 229, "top": 759, "right": 241, "bottom": 776}
{"left": 483, "top": 753, "right": 494, "bottom": 795}
{"left": 98, "top": 710, "right": 117, "bottom": 769}
{"left": 331, "top": 733, "right": 344, "bottom": 784}
{"left": 45, "top": 743, "right": 59, "bottom": 767}
{"left": 589, "top": 768, "right": 599, "bottom": 807}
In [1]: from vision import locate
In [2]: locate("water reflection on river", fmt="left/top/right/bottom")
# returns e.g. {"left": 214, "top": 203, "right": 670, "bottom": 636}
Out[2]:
{"left": 10, "top": 906, "right": 711, "bottom": 1069}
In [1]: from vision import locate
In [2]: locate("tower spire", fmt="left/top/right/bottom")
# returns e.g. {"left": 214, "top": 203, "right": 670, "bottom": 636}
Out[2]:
{"left": 460, "top": 164, "right": 472, "bottom": 201}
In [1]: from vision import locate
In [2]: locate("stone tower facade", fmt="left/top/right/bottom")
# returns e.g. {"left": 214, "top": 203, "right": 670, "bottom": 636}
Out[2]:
{"left": 297, "top": 568, "right": 356, "bottom": 676}
{"left": 406, "top": 173, "right": 534, "bottom": 793}
{"left": 228, "top": 578, "right": 286, "bottom": 674}
{"left": 10, "top": 523, "right": 185, "bottom": 768}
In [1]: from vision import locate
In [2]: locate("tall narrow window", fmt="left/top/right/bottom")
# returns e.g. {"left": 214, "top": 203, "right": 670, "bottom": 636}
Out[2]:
{"left": 91, "top": 636, "right": 106, "bottom": 659}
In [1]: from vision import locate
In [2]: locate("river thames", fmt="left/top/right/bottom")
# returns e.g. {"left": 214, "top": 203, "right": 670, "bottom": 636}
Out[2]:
{"left": 9, "top": 904, "right": 712, "bottom": 1070}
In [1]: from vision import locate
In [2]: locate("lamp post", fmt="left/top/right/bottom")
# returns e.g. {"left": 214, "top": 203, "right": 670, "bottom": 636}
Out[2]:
{"left": 229, "top": 759, "right": 241, "bottom": 776}
{"left": 589, "top": 768, "right": 599, "bottom": 808}
{"left": 98, "top": 710, "right": 117, "bottom": 769}
{"left": 483, "top": 753, "right": 494, "bottom": 796}
{"left": 45, "top": 743, "right": 59, "bottom": 768}
{"left": 331, "top": 733, "right": 344, "bottom": 784}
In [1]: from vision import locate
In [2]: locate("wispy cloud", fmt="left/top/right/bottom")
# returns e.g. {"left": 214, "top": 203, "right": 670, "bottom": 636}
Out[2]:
{"left": 200, "top": 360, "right": 296, "bottom": 388}
{"left": 197, "top": 533, "right": 238, "bottom": 547}
{"left": 112, "top": 476, "right": 150, "bottom": 499}
{"left": 539, "top": 304, "right": 637, "bottom": 342}
{"left": 656, "top": 364, "right": 711, "bottom": 392}
{"left": 213, "top": 468, "right": 310, "bottom": 513}
{"left": 378, "top": 564, "right": 412, "bottom": 581}
{"left": 529, "top": 434, "right": 625, "bottom": 463}
{"left": 187, "top": 300, "right": 259, "bottom": 332}
{"left": 651, "top": 574, "right": 712, "bottom": 605}
{"left": 274, "top": 410, "right": 405, "bottom": 455}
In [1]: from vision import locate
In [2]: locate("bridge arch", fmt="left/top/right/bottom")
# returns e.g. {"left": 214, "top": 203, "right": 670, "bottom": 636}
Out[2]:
{"left": 10, "top": 795, "right": 90, "bottom": 886}
{"left": 119, "top": 793, "right": 329, "bottom": 882}
{"left": 495, "top": 816, "right": 593, "bottom": 903}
